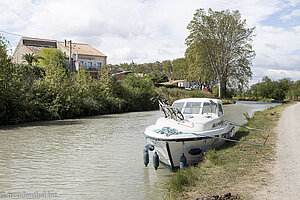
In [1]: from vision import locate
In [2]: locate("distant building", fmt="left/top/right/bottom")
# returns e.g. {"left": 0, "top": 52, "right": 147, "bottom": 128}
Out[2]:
{"left": 12, "top": 37, "right": 57, "bottom": 64}
{"left": 177, "top": 80, "right": 190, "bottom": 88}
{"left": 160, "top": 79, "right": 191, "bottom": 88}
{"left": 12, "top": 37, "right": 107, "bottom": 78}
{"left": 109, "top": 68, "right": 132, "bottom": 82}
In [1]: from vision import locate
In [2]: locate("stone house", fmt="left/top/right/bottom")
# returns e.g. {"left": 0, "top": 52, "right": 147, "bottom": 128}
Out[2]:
{"left": 12, "top": 37, "right": 107, "bottom": 78}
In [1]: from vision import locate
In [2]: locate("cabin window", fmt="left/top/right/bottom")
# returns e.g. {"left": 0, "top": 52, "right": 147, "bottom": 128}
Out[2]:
{"left": 183, "top": 102, "right": 201, "bottom": 114}
{"left": 218, "top": 104, "right": 223, "bottom": 116}
{"left": 202, "top": 102, "right": 217, "bottom": 114}
{"left": 211, "top": 103, "right": 217, "bottom": 113}
{"left": 202, "top": 102, "right": 211, "bottom": 114}
{"left": 173, "top": 102, "right": 184, "bottom": 112}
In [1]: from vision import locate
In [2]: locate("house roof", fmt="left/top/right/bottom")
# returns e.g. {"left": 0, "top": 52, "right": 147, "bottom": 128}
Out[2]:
{"left": 58, "top": 42, "right": 107, "bottom": 57}
{"left": 160, "top": 80, "right": 186, "bottom": 85}
{"left": 21, "top": 37, "right": 57, "bottom": 43}
{"left": 18, "top": 37, "right": 106, "bottom": 57}
{"left": 22, "top": 37, "right": 57, "bottom": 48}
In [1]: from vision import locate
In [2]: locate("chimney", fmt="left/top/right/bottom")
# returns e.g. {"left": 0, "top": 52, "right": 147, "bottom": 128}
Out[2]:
{"left": 64, "top": 39, "right": 67, "bottom": 47}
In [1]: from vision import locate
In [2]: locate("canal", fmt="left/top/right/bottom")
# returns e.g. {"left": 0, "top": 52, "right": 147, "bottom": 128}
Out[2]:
{"left": 0, "top": 101, "right": 280, "bottom": 199}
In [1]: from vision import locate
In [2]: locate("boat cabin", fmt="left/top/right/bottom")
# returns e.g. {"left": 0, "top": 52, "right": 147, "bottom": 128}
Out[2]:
{"left": 172, "top": 98, "right": 224, "bottom": 117}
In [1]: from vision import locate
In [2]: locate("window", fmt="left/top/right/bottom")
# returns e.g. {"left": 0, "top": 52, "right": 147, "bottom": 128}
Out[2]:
{"left": 218, "top": 104, "right": 223, "bottom": 116}
{"left": 173, "top": 102, "right": 185, "bottom": 112}
{"left": 202, "top": 102, "right": 211, "bottom": 114}
{"left": 87, "top": 62, "right": 92, "bottom": 68}
{"left": 79, "top": 61, "right": 83, "bottom": 66}
{"left": 202, "top": 102, "right": 217, "bottom": 114}
{"left": 183, "top": 102, "right": 201, "bottom": 114}
{"left": 97, "top": 62, "right": 102, "bottom": 68}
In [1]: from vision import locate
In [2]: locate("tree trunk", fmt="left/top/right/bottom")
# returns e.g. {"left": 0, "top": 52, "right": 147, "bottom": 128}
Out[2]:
{"left": 218, "top": 79, "right": 221, "bottom": 98}
{"left": 218, "top": 77, "right": 226, "bottom": 98}
{"left": 224, "top": 79, "right": 227, "bottom": 98}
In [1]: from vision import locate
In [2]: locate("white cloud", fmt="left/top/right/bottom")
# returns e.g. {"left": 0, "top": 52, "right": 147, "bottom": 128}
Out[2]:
{"left": 266, "top": 69, "right": 300, "bottom": 80}
{"left": 253, "top": 25, "right": 300, "bottom": 70}
{"left": 1, "top": 0, "right": 300, "bottom": 82}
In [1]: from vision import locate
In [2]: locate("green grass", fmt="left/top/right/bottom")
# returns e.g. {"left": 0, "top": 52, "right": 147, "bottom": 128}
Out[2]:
{"left": 163, "top": 102, "right": 295, "bottom": 200}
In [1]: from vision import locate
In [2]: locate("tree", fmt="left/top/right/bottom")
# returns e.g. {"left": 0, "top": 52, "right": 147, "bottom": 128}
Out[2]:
{"left": 172, "top": 58, "right": 188, "bottom": 80}
{"left": 121, "top": 74, "right": 156, "bottom": 111}
{"left": 38, "top": 47, "right": 67, "bottom": 69}
{"left": 0, "top": 36, "right": 10, "bottom": 67}
{"left": 162, "top": 60, "right": 173, "bottom": 78}
{"left": 287, "top": 80, "right": 300, "bottom": 100}
{"left": 185, "top": 8, "right": 255, "bottom": 98}
{"left": 186, "top": 44, "right": 215, "bottom": 89}
{"left": 0, "top": 36, "right": 37, "bottom": 124}
{"left": 22, "top": 53, "right": 38, "bottom": 66}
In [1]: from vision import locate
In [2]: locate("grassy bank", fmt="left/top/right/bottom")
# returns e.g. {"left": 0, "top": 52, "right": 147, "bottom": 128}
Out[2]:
{"left": 164, "top": 102, "right": 294, "bottom": 200}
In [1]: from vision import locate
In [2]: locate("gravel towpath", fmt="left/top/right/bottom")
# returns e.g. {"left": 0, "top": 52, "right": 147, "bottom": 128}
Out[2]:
{"left": 267, "top": 102, "right": 300, "bottom": 199}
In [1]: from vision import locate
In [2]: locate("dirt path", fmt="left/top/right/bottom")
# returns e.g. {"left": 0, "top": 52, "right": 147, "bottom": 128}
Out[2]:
{"left": 265, "top": 102, "right": 300, "bottom": 199}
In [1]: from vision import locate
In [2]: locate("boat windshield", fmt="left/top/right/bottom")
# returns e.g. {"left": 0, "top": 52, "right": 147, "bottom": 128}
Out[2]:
{"left": 173, "top": 101, "right": 221, "bottom": 115}
{"left": 202, "top": 102, "right": 217, "bottom": 114}
{"left": 172, "top": 102, "right": 184, "bottom": 112}
{"left": 183, "top": 102, "right": 201, "bottom": 114}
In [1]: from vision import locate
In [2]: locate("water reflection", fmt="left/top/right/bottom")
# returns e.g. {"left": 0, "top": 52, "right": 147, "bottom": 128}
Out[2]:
{"left": 0, "top": 102, "right": 279, "bottom": 199}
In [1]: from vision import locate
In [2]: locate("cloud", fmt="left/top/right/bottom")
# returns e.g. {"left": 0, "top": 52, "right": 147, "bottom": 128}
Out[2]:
{"left": 253, "top": 24, "right": 300, "bottom": 78}
{"left": 266, "top": 69, "right": 300, "bottom": 80}
{"left": 1, "top": 0, "right": 300, "bottom": 82}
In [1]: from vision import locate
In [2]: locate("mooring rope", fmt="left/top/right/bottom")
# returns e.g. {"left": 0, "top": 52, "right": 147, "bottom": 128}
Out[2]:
{"left": 154, "top": 127, "right": 264, "bottom": 146}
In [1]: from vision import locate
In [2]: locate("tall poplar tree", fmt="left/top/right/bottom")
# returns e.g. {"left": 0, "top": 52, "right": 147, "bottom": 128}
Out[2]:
{"left": 185, "top": 9, "right": 255, "bottom": 98}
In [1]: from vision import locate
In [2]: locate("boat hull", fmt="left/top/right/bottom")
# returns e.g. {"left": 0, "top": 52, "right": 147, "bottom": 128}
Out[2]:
{"left": 144, "top": 125, "right": 234, "bottom": 170}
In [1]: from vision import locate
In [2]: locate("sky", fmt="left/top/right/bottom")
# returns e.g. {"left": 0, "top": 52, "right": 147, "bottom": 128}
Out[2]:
{"left": 0, "top": 0, "right": 300, "bottom": 84}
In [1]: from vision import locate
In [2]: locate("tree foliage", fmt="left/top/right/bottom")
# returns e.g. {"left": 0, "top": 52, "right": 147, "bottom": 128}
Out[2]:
{"left": 185, "top": 8, "right": 255, "bottom": 98}
{"left": 22, "top": 53, "right": 39, "bottom": 66}
{"left": 38, "top": 47, "right": 67, "bottom": 68}
{"left": 286, "top": 80, "right": 300, "bottom": 100}
{"left": 0, "top": 37, "right": 158, "bottom": 125}
{"left": 245, "top": 76, "right": 294, "bottom": 100}
{"left": 121, "top": 74, "right": 157, "bottom": 111}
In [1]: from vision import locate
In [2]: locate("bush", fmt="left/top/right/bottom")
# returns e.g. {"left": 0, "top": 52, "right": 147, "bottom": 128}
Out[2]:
{"left": 0, "top": 37, "right": 161, "bottom": 124}
{"left": 0, "top": 59, "right": 158, "bottom": 124}
{"left": 121, "top": 74, "right": 157, "bottom": 111}
{"left": 157, "top": 87, "right": 212, "bottom": 105}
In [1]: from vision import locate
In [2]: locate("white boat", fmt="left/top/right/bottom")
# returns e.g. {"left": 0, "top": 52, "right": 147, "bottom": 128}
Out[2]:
{"left": 143, "top": 97, "right": 235, "bottom": 170}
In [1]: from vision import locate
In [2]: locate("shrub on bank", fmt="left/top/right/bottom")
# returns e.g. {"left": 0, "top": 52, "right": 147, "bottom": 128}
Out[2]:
{"left": 0, "top": 52, "right": 158, "bottom": 125}
{"left": 156, "top": 87, "right": 214, "bottom": 105}
{"left": 121, "top": 74, "right": 157, "bottom": 111}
